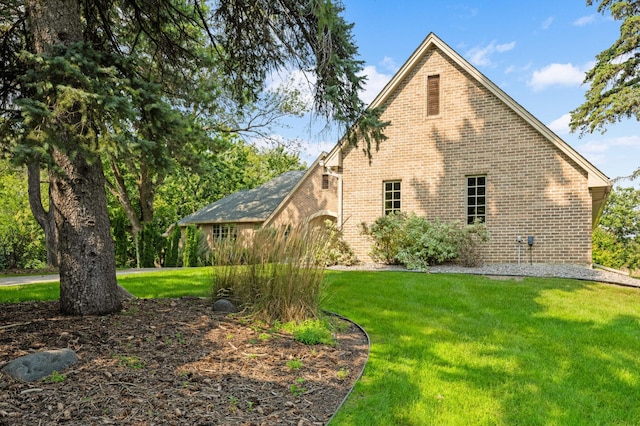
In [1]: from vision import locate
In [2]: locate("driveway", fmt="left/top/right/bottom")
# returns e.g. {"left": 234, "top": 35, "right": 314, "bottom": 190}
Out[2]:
{"left": 0, "top": 268, "right": 178, "bottom": 287}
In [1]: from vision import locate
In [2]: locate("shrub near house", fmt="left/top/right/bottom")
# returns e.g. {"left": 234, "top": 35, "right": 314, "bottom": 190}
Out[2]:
{"left": 360, "top": 213, "right": 489, "bottom": 269}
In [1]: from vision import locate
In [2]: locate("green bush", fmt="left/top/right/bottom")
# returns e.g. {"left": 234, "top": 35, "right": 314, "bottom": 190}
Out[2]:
{"left": 183, "top": 225, "right": 200, "bottom": 267}
{"left": 211, "top": 225, "right": 328, "bottom": 323}
{"left": 112, "top": 212, "right": 133, "bottom": 268}
{"left": 281, "top": 319, "right": 336, "bottom": 346}
{"left": 360, "top": 213, "right": 489, "bottom": 269}
{"left": 164, "top": 225, "right": 181, "bottom": 267}
{"left": 318, "top": 220, "right": 358, "bottom": 266}
{"left": 0, "top": 224, "right": 46, "bottom": 270}
{"left": 358, "top": 212, "right": 406, "bottom": 264}
{"left": 140, "top": 222, "right": 163, "bottom": 268}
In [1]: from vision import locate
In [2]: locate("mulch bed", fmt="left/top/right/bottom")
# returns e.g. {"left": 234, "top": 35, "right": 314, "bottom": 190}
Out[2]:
{"left": 0, "top": 298, "right": 368, "bottom": 425}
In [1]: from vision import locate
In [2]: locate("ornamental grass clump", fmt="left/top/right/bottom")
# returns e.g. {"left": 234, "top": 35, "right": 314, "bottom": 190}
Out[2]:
{"left": 211, "top": 225, "right": 328, "bottom": 323}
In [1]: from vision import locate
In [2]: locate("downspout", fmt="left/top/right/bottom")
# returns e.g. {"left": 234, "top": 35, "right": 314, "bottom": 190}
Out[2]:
{"left": 325, "top": 167, "right": 343, "bottom": 228}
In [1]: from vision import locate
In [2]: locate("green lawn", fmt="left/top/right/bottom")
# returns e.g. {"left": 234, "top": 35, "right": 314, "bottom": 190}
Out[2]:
{"left": 322, "top": 271, "right": 640, "bottom": 425}
{"left": 0, "top": 267, "right": 213, "bottom": 302}
{"left": 2, "top": 268, "right": 639, "bottom": 425}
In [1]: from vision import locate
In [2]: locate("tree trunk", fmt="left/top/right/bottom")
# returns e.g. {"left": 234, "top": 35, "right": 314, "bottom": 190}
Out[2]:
{"left": 51, "top": 149, "right": 121, "bottom": 315}
{"left": 27, "top": 159, "right": 58, "bottom": 268}
{"left": 27, "top": 0, "right": 121, "bottom": 315}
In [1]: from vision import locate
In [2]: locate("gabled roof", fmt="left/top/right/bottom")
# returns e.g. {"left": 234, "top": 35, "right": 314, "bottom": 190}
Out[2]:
{"left": 326, "top": 33, "right": 611, "bottom": 190}
{"left": 178, "top": 170, "right": 306, "bottom": 225}
{"left": 324, "top": 32, "right": 611, "bottom": 224}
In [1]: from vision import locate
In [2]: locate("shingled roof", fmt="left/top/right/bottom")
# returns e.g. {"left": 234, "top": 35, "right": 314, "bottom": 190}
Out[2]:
{"left": 178, "top": 170, "right": 307, "bottom": 226}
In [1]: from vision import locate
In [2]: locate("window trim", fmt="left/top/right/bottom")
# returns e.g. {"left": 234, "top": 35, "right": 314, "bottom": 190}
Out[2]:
{"left": 466, "top": 175, "right": 486, "bottom": 224}
{"left": 383, "top": 180, "right": 402, "bottom": 215}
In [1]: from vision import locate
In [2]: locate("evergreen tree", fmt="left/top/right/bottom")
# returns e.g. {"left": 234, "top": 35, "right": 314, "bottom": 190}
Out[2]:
{"left": 0, "top": 0, "right": 387, "bottom": 315}
{"left": 571, "top": 1, "right": 640, "bottom": 180}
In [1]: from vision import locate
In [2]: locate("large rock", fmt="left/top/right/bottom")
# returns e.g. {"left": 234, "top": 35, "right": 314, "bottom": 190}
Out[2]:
{"left": 2, "top": 348, "right": 78, "bottom": 382}
{"left": 212, "top": 299, "right": 237, "bottom": 313}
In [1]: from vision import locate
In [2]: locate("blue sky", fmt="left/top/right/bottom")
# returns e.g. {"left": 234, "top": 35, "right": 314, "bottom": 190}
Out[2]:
{"left": 273, "top": 1, "right": 638, "bottom": 183}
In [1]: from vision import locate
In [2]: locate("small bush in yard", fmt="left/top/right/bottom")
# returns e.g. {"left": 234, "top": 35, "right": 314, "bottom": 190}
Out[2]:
{"left": 361, "top": 213, "right": 489, "bottom": 269}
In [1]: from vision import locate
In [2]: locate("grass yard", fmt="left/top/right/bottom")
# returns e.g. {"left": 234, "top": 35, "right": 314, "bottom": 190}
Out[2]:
{"left": 0, "top": 267, "right": 213, "bottom": 302}
{"left": 322, "top": 271, "right": 640, "bottom": 425}
{"left": 2, "top": 268, "right": 640, "bottom": 425}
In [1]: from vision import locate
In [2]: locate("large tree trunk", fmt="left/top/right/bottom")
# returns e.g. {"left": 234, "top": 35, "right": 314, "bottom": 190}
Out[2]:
{"left": 27, "top": 0, "right": 121, "bottom": 315}
{"left": 27, "top": 159, "right": 58, "bottom": 268}
{"left": 51, "top": 149, "right": 121, "bottom": 315}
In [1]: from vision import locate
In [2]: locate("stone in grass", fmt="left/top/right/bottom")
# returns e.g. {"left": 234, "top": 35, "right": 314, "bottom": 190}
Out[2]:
{"left": 1, "top": 348, "right": 78, "bottom": 382}
{"left": 212, "top": 298, "right": 237, "bottom": 313}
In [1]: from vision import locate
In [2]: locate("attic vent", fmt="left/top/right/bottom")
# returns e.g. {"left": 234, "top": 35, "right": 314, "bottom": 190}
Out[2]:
{"left": 427, "top": 74, "right": 440, "bottom": 116}
{"left": 322, "top": 174, "right": 329, "bottom": 189}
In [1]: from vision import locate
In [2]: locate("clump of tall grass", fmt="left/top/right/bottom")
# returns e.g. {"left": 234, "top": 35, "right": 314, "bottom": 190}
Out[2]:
{"left": 211, "top": 225, "right": 328, "bottom": 323}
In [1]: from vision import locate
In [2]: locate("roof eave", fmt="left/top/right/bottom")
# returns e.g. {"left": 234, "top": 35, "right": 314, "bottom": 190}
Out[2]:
{"left": 262, "top": 153, "right": 327, "bottom": 227}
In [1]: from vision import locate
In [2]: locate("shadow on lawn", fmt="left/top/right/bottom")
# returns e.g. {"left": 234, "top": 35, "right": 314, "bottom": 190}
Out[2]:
{"left": 323, "top": 271, "right": 640, "bottom": 425}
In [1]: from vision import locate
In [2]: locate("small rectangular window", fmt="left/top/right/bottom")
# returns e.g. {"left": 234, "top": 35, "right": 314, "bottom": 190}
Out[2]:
{"left": 383, "top": 180, "right": 401, "bottom": 215}
{"left": 466, "top": 176, "right": 486, "bottom": 224}
{"left": 322, "top": 174, "right": 329, "bottom": 190}
{"left": 427, "top": 74, "right": 440, "bottom": 116}
{"left": 212, "top": 224, "right": 237, "bottom": 241}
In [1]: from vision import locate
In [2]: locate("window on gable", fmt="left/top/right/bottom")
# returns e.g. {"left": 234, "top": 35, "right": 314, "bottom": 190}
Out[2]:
{"left": 466, "top": 176, "right": 486, "bottom": 224}
{"left": 383, "top": 180, "right": 401, "bottom": 215}
{"left": 322, "top": 174, "right": 329, "bottom": 189}
{"left": 427, "top": 74, "right": 440, "bottom": 116}
{"left": 212, "top": 223, "right": 237, "bottom": 241}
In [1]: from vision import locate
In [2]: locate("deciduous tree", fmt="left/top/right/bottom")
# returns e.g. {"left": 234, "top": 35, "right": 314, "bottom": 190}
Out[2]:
{"left": 1, "top": 0, "right": 386, "bottom": 315}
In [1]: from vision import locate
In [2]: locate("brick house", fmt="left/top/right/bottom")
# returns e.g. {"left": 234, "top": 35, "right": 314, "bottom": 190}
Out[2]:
{"left": 180, "top": 33, "right": 610, "bottom": 265}
{"left": 320, "top": 33, "right": 611, "bottom": 265}
{"left": 177, "top": 156, "right": 338, "bottom": 249}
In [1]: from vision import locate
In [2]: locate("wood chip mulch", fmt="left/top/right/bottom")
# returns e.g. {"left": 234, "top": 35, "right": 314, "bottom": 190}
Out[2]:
{"left": 0, "top": 298, "right": 369, "bottom": 425}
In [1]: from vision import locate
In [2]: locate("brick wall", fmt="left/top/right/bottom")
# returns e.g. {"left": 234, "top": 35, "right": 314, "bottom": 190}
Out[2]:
{"left": 267, "top": 163, "right": 339, "bottom": 228}
{"left": 340, "top": 46, "right": 592, "bottom": 265}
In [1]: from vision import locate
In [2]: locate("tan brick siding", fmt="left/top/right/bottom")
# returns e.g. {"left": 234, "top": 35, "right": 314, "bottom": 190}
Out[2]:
{"left": 267, "top": 163, "right": 338, "bottom": 228}
{"left": 341, "top": 46, "right": 592, "bottom": 265}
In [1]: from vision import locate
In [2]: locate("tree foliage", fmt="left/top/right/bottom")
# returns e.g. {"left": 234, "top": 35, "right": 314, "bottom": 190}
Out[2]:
{"left": 571, "top": 1, "right": 640, "bottom": 137}
{"left": 593, "top": 186, "right": 640, "bottom": 271}
{"left": 0, "top": 0, "right": 385, "bottom": 315}
{"left": 0, "top": 160, "right": 47, "bottom": 270}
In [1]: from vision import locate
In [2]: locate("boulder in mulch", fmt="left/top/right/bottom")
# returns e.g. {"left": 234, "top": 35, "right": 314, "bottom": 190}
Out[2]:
{"left": 2, "top": 348, "right": 78, "bottom": 382}
{"left": 212, "top": 298, "right": 237, "bottom": 312}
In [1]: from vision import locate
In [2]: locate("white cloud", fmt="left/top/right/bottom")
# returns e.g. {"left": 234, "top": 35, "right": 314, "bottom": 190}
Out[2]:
{"left": 504, "top": 62, "right": 532, "bottom": 75}
{"left": 542, "top": 17, "right": 554, "bottom": 30}
{"left": 580, "top": 139, "right": 610, "bottom": 154}
{"left": 358, "top": 65, "right": 393, "bottom": 105}
{"left": 573, "top": 15, "right": 596, "bottom": 26}
{"left": 380, "top": 56, "right": 400, "bottom": 73}
{"left": 496, "top": 41, "right": 516, "bottom": 53}
{"left": 466, "top": 40, "right": 516, "bottom": 67}
{"left": 608, "top": 135, "right": 640, "bottom": 148}
{"left": 548, "top": 113, "right": 571, "bottom": 135}
{"left": 529, "top": 63, "right": 586, "bottom": 91}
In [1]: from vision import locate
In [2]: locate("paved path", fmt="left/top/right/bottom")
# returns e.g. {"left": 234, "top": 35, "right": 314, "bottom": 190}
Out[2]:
{"left": 0, "top": 268, "right": 178, "bottom": 287}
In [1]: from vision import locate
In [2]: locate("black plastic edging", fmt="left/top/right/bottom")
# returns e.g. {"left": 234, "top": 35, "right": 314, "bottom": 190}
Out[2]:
{"left": 322, "top": 310, "right": 371, "bottom": 425}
